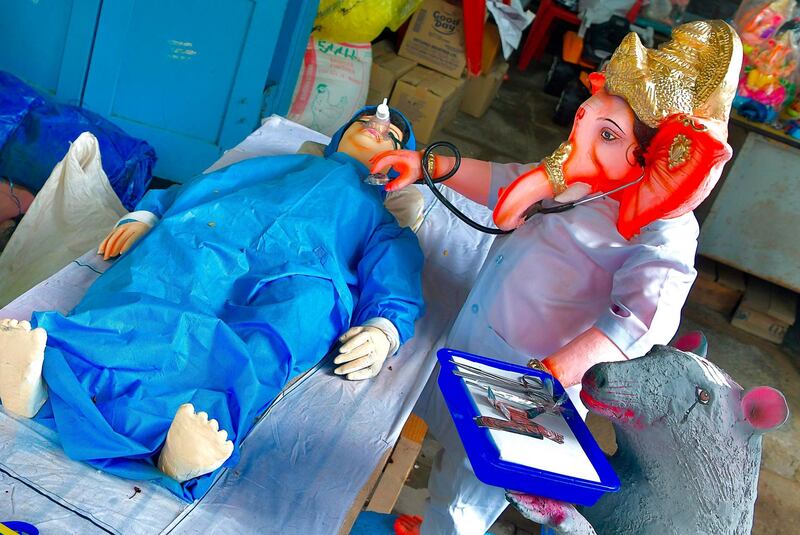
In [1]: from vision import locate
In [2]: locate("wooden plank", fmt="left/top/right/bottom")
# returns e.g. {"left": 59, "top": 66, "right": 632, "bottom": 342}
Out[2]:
{"left": 366, "top": 437, "right": 425, "bottom": 513}
{"left": 339, "top": 449, "right": 392, "bottom": 535}
{"left": 400, "top": 413, "right": 428, "bottom": 444}
{"left": 366, "top": 414, "right": 428, "bottom": 514}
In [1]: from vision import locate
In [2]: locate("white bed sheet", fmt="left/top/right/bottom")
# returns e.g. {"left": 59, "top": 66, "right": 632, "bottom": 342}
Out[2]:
{"left": 0, "top": 116, "right": 497, "bottom": 534}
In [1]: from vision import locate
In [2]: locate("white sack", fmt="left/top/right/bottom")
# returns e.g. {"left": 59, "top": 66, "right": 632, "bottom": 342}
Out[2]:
{"left": 0, "top": 132, "right": 126, "bottom": 307}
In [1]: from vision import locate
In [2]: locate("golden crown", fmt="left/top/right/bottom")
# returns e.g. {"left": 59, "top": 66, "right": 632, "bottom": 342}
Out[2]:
{"left": 604, "top": 20, "right": 743, "bottom": 128}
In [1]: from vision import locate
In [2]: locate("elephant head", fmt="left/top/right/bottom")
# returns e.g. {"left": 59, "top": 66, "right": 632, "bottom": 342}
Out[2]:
{"left": 493, "top": 20, "right": 742, "bottom": 239}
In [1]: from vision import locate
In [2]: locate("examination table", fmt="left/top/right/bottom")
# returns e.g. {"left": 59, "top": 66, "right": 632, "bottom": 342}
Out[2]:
{"left": 0, "top": 117, "right": 497, "bottom": 534}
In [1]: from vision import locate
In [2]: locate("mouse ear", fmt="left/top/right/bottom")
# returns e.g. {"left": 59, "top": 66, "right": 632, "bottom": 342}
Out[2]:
{"left": 672, "top": 331, "right": 708, "bottom": 358}
{"left": 741, "top": 386, "right": 789, "bottom": 432}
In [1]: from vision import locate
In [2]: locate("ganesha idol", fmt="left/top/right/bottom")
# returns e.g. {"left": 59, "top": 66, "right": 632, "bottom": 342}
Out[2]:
{"left": 372, "top": 20, "right": 742, "bottom": 386}
{"left": 492, "top": 22, "right": 741, "bottom": 240}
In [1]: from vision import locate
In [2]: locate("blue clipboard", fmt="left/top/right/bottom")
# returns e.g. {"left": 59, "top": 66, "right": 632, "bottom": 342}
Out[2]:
{"left": 437, "top": 348, "right": 620, "bottom": 506}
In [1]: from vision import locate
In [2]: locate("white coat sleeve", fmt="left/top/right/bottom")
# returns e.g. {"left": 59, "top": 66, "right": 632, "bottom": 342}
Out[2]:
{"left": 594, "top": 212, "right": 700, "bottom": 359}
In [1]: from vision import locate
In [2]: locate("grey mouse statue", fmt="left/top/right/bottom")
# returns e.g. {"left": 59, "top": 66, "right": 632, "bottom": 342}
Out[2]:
{"left": 507, "top": 342, "right": 790, "bottom": 535}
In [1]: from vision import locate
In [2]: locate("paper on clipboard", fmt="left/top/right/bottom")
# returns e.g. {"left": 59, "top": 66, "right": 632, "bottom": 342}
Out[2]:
{"left": 452, "top": 356, "right": 600, "bottom": 483}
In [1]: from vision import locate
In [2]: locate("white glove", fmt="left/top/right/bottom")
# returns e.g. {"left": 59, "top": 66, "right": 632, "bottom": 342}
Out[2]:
{"left": 334, "top": 326, "right": 392, "bottom": 381}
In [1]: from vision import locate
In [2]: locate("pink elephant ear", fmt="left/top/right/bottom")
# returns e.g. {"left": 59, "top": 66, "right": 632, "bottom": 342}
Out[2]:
{"left": 741, "top": 386, "right": 789, "bottom": 432}
{"left": 617, "top": 114, "right": 732, "bottom": 239}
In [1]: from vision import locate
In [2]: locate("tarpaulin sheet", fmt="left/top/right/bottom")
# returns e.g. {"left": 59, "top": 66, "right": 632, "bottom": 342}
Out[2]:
{"left": 0, "top": 71, "right": 156, "bottom": 211}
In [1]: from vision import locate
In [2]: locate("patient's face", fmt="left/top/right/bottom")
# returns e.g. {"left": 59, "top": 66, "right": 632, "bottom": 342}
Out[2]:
{"left": 337, "top": 115, "right": 404, "bottom": 167}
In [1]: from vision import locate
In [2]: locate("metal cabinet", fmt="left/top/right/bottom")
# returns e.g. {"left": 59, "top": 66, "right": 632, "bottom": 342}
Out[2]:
{"left": 0, "top": 0, "right": 318, "bottom": 182}
{"left": 699, "top": 132, "right": 800, "bottom": 292}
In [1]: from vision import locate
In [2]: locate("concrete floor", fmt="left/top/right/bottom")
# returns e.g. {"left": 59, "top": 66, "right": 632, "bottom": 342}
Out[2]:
{"left": 391, "top": 64, "right": 800, "bottom": 534}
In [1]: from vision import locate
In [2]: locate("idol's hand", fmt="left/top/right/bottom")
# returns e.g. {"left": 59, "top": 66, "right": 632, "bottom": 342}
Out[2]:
{"left": 334, "top": 326, "right": 391, "bottom": 381}
{"left": 369, "top": 150, "right": 423, "bottom": 192}
{"left": 506, "top": 491, "right": 595, "bottom": 534}
{"left": 98, "top": 221, "right": 151, "bottom": 260}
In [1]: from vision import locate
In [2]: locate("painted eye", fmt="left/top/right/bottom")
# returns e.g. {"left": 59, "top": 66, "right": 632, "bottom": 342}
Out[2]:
{"left": 600, "top": 129, "right": 618, "bottom": 141}
{"left": 696, "top": 387, "right": 711, "bottom": 405}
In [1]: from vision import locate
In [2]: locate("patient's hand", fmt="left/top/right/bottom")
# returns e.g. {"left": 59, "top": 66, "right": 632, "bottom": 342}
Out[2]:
{"left": 334, "top": 326, "right": 391, "bottom": 381}
{"left": 98, "top": 221, "right": 150, "bottom": 260}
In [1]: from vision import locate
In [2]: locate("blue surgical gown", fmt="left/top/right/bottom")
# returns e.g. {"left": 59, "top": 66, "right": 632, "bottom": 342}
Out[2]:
{"left": 30, "top": 152, "right": 425, "bottom": 501}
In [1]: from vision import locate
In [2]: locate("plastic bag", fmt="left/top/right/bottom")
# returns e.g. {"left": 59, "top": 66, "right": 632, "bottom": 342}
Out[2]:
{"left": 287, "top": 39, "right": 372, "bottom": 136}
{"left": 733, "top": 2, "right": 800, "bottom": 123}
{"left": 313, "top": 0, "right": 423, "bottom": 43}
{"left": 735, "top": 0, "right": 795, "bottom": 48}
{"left": 642, "top": 0, "right": 689, "bottom": 25}
{"left": 578, "top": 0, "right": 637, "bottom": 26}
{"left": 0, "top": 71, "right": 156, "bottom": 211}
{"left": 0, "top": 132, "right": 127, "bottom": 307}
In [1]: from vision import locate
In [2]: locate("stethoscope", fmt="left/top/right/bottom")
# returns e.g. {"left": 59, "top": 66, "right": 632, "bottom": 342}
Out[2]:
{"left": 366, "top": 141, "right": 645, "bottom": 235}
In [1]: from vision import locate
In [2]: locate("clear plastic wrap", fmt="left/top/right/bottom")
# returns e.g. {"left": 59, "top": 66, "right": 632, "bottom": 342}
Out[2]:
{"left": 733, "top": 0, "right": 800, "bottom": 123}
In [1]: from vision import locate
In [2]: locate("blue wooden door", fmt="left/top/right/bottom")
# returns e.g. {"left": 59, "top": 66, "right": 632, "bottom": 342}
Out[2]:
{"left": 0, "top": 0, "right": 101, "bottom": 105}
{"left": 82, "top": 0, "right": 308, "bottom": 182}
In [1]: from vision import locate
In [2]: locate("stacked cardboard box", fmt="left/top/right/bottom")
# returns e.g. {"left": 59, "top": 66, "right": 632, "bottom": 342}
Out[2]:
{"left": 732, "top": 277, "right": 797, "bottom": 344}
{"left": 367, "top": 0, "right": 507, "bottom": 142}
{"left": 460, "top": 60, "right": 508, "bottom": 118}
{"left": 393, "top": 0, "right": 466, "bottom": 143}
{"left": 390, "top": 66, "right": 465, "bottom": 143}
{"left": 457, "top": 22, "right": 506, "bottom": 118}
{"left": 367, "top": 0, "right": 508, "bottom": 143}
{"left": 368, "top": 42, "right": 416, "bottom": 106}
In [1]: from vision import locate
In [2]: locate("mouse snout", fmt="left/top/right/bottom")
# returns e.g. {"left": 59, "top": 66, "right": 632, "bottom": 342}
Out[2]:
{"left": 582, "top": 363, "right": 608, "bottom": 392}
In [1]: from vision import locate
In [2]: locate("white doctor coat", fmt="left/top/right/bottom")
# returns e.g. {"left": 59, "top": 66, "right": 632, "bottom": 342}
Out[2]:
{"left": 417, "top": 161, "right": 699, "bottom": 535}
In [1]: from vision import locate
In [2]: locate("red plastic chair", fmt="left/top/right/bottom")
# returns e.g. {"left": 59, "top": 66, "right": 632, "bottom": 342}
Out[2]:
{"left": 518, "top": 0, "right": 642, "bottom": 71}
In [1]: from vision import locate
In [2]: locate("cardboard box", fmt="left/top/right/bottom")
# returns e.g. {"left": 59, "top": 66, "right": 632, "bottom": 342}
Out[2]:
{"left": 460, "top": 60, "right": 508, "bottom": 118}
{"left": 482, "top": 23, "right": 501, "bottom": 74}
{"left": 372, "top": 39, "right": 395, "bottom": 59}
{"left": 731, "top": 277, "right": 797, "bottom": 344}
{"left": 687, "top": 257, "right": 745, "bottom": 315}
{"left": 398, "top": 0, "right": 466, "bottom": 79}
{"left": 390, "top": 65, "right": 465, "bottom": 144}
{"left": 367, "top": 51, "right": 417, "bottom": 106}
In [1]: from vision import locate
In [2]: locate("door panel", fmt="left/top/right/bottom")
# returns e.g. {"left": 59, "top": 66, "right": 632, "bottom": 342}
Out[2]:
{"left": 0, "top": 0, "right": 101, "bottom": 104}
{"left": 83, "top": 0, "right": 294, "bottom": 182}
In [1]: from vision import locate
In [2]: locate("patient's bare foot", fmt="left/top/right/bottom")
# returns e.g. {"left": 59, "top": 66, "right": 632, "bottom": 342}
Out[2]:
{"left": 158, "top": 403, "right": 234, "bottom": 482}
{"left": 0, "top": 319, "right": 48, "bottom": 418}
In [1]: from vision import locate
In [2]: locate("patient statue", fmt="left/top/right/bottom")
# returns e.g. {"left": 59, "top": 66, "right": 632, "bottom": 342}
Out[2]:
{"left": 0, "top": 106, "right": 425, "bottom": 501}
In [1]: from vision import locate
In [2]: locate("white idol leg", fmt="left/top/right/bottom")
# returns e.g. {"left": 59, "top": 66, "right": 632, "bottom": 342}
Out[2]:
{"left": 0, "top": 319, "right": 48, "bottom": 418}
{"left": 158, "top": 403, "right": 234, "bottom": 482}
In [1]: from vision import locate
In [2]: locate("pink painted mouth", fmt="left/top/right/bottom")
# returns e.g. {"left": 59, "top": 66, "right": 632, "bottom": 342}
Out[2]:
{"left": 580, "top": 389, "right": 637, "bottom": 424}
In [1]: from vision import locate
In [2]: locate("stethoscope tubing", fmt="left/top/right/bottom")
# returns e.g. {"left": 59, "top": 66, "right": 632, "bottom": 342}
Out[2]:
{"left": 414, "top": 142, "right": 645, "bottom": 235}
